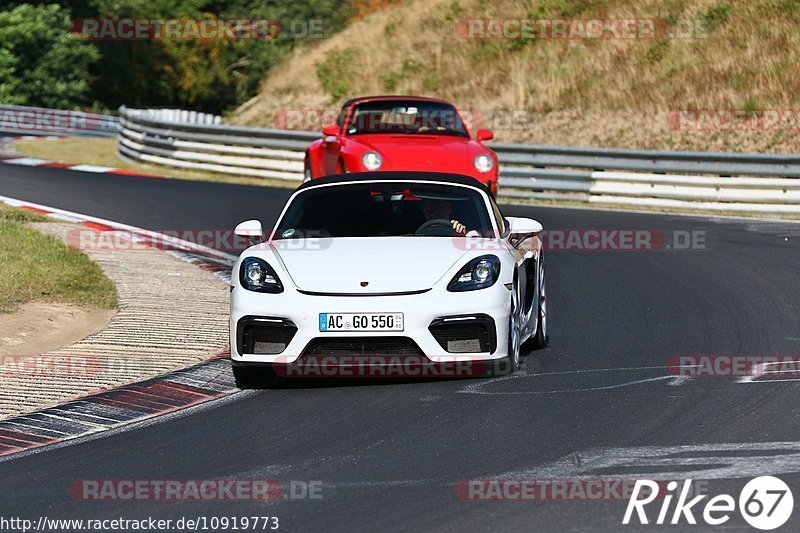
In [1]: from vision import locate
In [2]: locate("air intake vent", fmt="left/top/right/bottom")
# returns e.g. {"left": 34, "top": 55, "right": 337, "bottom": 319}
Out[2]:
{"left": 237, "top": 317, "right": 297, "bottom": 355}
{"left": 428, "top": 314, "right": 496, "bottom": 353}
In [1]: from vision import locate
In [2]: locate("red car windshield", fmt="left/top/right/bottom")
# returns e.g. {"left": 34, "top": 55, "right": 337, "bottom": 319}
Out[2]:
{"left": 345, "top": 100, "right": 469, "bottom": 138}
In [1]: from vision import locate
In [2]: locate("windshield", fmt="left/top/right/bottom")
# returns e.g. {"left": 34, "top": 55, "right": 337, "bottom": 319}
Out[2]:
{"left": 274, "top": 182, "right": 494, "bottom": 239}
{"left": 345, "top": 100, "right": 469, "bottom": 137}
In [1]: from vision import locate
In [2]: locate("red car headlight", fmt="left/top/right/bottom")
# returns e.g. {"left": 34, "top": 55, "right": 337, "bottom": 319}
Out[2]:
{"left": 362, "top": 151, "right": 383, "bottom": 170}
{"left": 473, "top": 154, "right": 494, "bottom": 173}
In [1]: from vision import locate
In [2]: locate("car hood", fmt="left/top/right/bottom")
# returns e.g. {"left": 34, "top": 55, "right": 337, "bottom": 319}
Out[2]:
{"left": 349, "top": 134, "right": 477, "bottom": 172}
{"left": 270, "top": 237, "right": 470, "bottom": 294}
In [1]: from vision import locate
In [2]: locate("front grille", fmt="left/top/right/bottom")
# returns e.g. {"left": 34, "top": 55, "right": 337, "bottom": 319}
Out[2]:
{"left": 302, "top": 337, "right": 423, "bottom": 356}
{"left": 429, "top": 315, "right": 496, "bottom": 353}
{"left": 237, "top": 317, "right": 297, "bottom": 355}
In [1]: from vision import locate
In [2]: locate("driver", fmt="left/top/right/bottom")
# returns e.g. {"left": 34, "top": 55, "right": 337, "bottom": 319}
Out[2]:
{"left": 421, "top": 199, "right": 467, "bottom": 235}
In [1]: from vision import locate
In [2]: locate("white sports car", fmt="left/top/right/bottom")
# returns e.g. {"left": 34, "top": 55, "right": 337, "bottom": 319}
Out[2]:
{"left": 229, "top": 172, "right": 548, "bottom": 382}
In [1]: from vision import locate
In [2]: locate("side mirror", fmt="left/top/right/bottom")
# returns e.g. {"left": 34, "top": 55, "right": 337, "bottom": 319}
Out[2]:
{"left": 322, "top": 125, "right": 340, "bottom": 139}
{"left": 505, "top": 217, "right": 543, "bottom": 244}
{"left": 234, "top": 219, "right": 264, "bottom": 244}
{"left": 476, "top": 128, "right": 494, "bottom": 142}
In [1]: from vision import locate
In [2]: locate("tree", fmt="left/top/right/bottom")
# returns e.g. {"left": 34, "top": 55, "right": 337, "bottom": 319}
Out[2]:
{"left": 0, "top": 4, "right": 99, "bottom": 109}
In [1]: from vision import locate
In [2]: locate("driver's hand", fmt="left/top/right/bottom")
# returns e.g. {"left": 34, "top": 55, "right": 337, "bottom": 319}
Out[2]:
{"left": 451, "top": 220, "right": 466, "bottom": 234}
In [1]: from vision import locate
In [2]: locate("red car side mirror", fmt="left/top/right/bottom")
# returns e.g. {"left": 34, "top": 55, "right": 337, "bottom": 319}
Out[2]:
{"left": 322, "top": 125, "right": 340, "bottom": 137}
{"left": 476, "top": 128, "right": 494, "bottom": 142}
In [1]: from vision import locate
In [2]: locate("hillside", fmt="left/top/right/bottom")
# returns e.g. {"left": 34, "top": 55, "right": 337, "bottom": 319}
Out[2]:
{"left": 232, "top": 0, "right": 800, "bottom": 153}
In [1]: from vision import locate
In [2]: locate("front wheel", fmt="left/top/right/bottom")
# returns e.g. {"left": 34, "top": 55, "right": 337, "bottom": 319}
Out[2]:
{"left": 303, "top": 158, "right": 312, "bottom": 182}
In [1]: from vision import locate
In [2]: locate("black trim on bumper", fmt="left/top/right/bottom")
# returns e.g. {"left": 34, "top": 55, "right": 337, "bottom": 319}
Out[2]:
{"left": 428, "top": 314, "right": 497, "bottom": 354}
{"left": 236, "top": 316, "right": 297, "bottom": 355}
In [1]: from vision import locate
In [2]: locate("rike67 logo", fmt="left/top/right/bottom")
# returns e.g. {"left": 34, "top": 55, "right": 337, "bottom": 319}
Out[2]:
{"left": 623, "top": 476, "right": 793, "bottom": 530}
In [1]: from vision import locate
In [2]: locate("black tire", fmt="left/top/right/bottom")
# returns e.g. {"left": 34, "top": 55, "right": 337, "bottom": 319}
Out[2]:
{"left": 232, "top": 364, "right": 274, "bottom": 386}
{"left": 530, "top": 258, "right": 549, "bottom": 349}
{"left": 303, "top": 157, "right": 312, "bottom": 182}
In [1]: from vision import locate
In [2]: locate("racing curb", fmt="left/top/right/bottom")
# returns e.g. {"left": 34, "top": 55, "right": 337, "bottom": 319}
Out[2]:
{"left": 0, "top": 354, "right": 236, "bottom": 458}
{"left": 0, "top": 196, "right": 240, "bottom": 457}
{"left": 0, "top": 154, "right": 165, "bottom": 179}
{"left": 0, "top": 195, "right": 236, "bottom": 281}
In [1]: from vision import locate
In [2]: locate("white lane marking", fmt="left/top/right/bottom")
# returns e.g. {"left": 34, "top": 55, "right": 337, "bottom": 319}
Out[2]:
{"left": 458, "top": 365, "right": 684, "bottom": 395}
{"left": 667, "top": 376, "right": 691, "bottom": 386}
{"left": 520, "top": 365, "right": 672, "bottom": 376}
{"left": 738, "top": 360, "right": 800, "bottom": 383}
{"left": 496, "top": 442, "right": 800, "bottom": 481}
{"left": 3, "top": 157, "right": 52, "bottom": 166}
{"left": 458, "top": 372, "right": 675, "bottom": 395}
{"left": 67, "top": 164, "right": 116, "bottom": 173}
{"left": 740, "top": 378, "right": 800, "bottom": 383}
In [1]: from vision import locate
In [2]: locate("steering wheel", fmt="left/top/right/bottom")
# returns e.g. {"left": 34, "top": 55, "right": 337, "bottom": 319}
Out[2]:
{"left": 415, "top": 218, "right": 456, "bottom": 236}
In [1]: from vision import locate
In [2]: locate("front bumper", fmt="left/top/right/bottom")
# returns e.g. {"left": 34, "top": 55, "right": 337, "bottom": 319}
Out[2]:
{"left": 230, "top": 283, "right": 511, "bottom": 365}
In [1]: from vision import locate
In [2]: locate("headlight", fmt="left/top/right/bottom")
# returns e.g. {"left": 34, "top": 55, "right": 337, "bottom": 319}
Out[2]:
{"left": 239, "top": 257, "right": 283, "bottom": 293}
{"left": 473, "top": 154, "right": 494, "bottom": 173}
{"left": 447, "top": 255, "right": 501, "bottom": 292}
{"left": 362, "top": 151, "right": 383, "bottom": 170}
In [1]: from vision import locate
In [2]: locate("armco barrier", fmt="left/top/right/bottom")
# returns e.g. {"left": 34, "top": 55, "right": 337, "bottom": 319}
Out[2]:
{"left": 0, "top": 104, "right": 119, "bottom": 137}
{"left": 117, "top": 106, "right": 800, "bottom": 213}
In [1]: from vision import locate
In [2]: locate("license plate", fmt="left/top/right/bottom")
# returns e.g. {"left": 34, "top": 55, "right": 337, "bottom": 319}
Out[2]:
{"left": 319, "top": 313, "right": 404, "bottom": 332}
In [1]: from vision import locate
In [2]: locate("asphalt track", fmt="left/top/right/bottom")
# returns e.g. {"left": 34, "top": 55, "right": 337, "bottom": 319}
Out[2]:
{"left": 2, "top": 163, "right": 800, "bottom": 531}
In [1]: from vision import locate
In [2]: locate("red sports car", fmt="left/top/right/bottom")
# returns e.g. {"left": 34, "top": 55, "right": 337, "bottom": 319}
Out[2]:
{"left": 304, "top": 96, "right": 499, "bottom": 195}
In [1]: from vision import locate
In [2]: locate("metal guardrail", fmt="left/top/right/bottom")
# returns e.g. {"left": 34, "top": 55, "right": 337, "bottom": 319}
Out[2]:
{"left": 0, "top": 104, "right": 119, "bottom": 137}
{"left": 118, "top": 106, "right": 800, "bottom": 213}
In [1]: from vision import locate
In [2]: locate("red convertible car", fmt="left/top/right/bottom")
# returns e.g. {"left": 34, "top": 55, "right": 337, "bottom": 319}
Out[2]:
{"left": 304, "top": 96, "right": 499, "bottom": 195}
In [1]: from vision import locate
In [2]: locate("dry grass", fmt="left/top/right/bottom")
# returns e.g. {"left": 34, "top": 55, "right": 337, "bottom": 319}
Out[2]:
{"left": 232, "top": 0, "right": 800, "bottom": 153}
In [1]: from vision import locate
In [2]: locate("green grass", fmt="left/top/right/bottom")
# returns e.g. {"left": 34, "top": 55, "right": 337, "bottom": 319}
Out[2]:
{"left": 0, "top": 204, "right": 117, "bottom": 313}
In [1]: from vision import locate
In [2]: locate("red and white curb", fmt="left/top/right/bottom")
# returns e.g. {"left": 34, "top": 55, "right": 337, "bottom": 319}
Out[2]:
{"left": 6, "top": 135, "right": 67, "bottom": 141}
{"left": 0, "top": 155, "right": 164, "bottom": 179}
{"left": 0, "top": 194, "right": 236, "bottom": 282}
{"left": 0, "top": 355, "right": 236, "bottom": 458}
{"left": 0, "top": 196, "right": 241, "bottom": 457}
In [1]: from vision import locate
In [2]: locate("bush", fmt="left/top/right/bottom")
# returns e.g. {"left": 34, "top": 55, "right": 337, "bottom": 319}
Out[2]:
{"left": 0, "top": 4, "right": 99, "bottom": 109}
{"left": 316, "top": 47, "right": 359, "bottom": 102}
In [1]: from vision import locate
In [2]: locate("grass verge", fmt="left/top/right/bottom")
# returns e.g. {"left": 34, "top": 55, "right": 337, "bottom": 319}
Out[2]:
{"left": 14, "top": 137, "right": 300, "bottom": 189}
{"left": 0, "top": 203, "right": 117, "bottom": 313}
